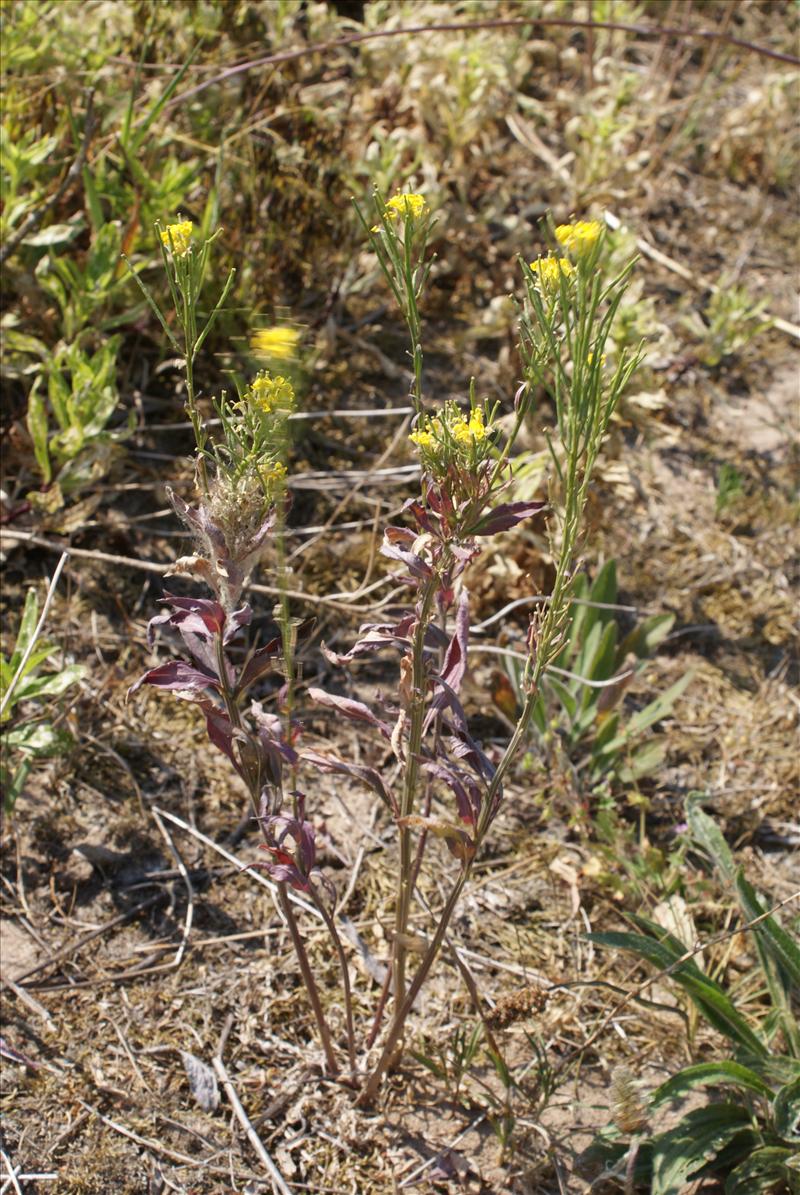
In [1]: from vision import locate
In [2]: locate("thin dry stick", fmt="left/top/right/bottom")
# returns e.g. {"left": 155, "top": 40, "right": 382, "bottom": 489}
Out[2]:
{"left": 75, "top": 1100, "right": 267, "bottom": 1182}
{"left": 4, "top": 893, "right": 167, "bottom": 986}
{"left": 149, "top": 807, "right": 194, "bottom": 967}
{"left": 0, "top": 552, "right": 69, "bottom": 719}
{"left": 0, "top": 531, "right": 384, "bottom": 614}
{"left": 167, "top": 14, "right": 799, "bottom": 112}
{"left": 0, "top": 1149, "right": 23, "bottom": 1195}
{"left": 212, "top": 1053, "right": 292, "bottom": 1194}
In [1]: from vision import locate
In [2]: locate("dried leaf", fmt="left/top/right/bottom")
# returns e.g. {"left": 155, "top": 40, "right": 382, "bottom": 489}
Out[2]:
{"left": 180, "top": 1050, "right": 219, "bottom": 1112}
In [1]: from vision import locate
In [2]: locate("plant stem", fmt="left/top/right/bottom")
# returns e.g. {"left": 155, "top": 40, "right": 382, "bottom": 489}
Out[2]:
{"left": 360, "top": 868, "right": 469, "bottom": 1104}
{"left": 313, "top": 895, "right": 357, "bottom": 1078}
{"left": 215, "top": 635, "right": 337, "bottom": 1075}
{"left": 278, "top": 885, "right": 339, "bottom": 1075}
{"left": 392, "top": 573, "right": 439, "bottom": 1023}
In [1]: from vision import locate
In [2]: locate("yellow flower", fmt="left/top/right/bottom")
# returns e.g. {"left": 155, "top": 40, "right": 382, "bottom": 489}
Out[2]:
{"left": 384, "top": 192, "right": 428, "bottom": 221}
{"left": 249, "top": 372, "right": 295, "bottom": 414}
{"left": 555, "top": 219, "right": 603, "bottom": 256}
{"left": 467, "top": 408, "right": 487, "bottom": 441}
{"left": 160, "top": 219, "right": 193, "bottom": 257}
{"left": 260, "top": 460, "right": 287, "bottom": 485}
{"left": 410, "top": 429, "right": 435, "bottom": 450}
{"left": 529, "top": 256, "right": 574, "bottom": 290}
{"left": 587, "top": 351, "right": 607, "bottom": 367}
{"left": 251, "top": 326, "right": 301, "bottom": 360}
{"left": 451, "top": 418, "right": 472, "bottom": 447}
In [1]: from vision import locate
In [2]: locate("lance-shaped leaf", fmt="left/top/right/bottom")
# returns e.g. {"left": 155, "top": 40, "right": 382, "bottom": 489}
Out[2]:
{"left": 234, "top": 637, "right": 281, "bottom": 696}
{"left": 254, "top": 797, "right": 318, "bottom": 892}
{"left": 471, "top": 499, "right": 546, "bottom": 537}
{"left": 424, "top": 675, "right": 468, "bottom": 735}
{"left": 203, "top": 705, "right": 238, "bottom": 767}
{"left": 381, "top": 526, "right": 432, "bottom": 579}
{"left": 308, "top": 688, "right": 393, "bottom": 740}
{"left": 398, "top": 814, "right": 475, "bottom": 864}
{"left": 224, "top": 605, "right": 253, "bottom": 643}
{"left": 157, "top": 593, "right": 227, "bottom": 637}
{"left": 424, "top": 760, "right": 483, "bottom": 827}
{"left": 320, "top": 613, "right": 417, "bottom": 665}
{"left": 128, "top": 660, "right": 221, "bottom": 701}
{"left": 302, "top": 749, "right": 397, "bottom": 815}
{"left": 440, "top": 588, "right": 470, "bottom": 696}
{"left": 403, "top": 498, "right": 440, "bottom": 536}
{"left": 250, "top": 702, "right": 298, "bottom": 785}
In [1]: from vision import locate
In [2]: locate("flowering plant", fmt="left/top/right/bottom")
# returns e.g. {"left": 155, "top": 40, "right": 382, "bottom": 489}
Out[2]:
{"left": 129, "top": 201, "right": 640, "bottom": 1098}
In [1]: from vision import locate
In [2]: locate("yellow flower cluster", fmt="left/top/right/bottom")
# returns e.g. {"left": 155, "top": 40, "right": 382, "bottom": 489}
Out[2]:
{"left": 452, "top": 407, "right": 487, "bottom": 446}
{"left": 410, "top": 403, "right": 490, "bottom": 456}
{"left": 409, "top": 429, "right": 435, "bottom": 450}
{"left": 160, "top": 220, "right": 193, "bottom": 257}
{"left": 260, "top": 460, "right": 287, "bottom": 488}
{"left": 385, "top": 192, "right": 427, "bottom": 221}
{"left": 249, "top": 372, "right": 295, "bottom": 415}
{"left": 372, "top": 192, "right": 428, "bottom": 231}
{"left": 251, "top": 326, "right": 301, "bottom": 360}
{"left": 529, "top": 256, "right": 574, "bottom": 290}
{"left": 555, "top": 219, "right": 603, "bottom": 256}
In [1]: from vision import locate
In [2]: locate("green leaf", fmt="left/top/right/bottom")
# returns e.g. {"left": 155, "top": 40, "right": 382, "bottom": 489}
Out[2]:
{"left": 725, "top": 1147, "right": 796, "bottom": 1195}
{"left": 624, "top": 671, "right": 693, "bottom": 736}
{"left": 620, "top": 612, "right": 675, "bottom": 659}
{"left": 618, "top": 740, "right": 666, "bottom": 782}
{"left": 650, "top": 1062, "right": 773, "bottom": 1110}
{"left": 590, "top": 558, "right": 618, "bottom": 610}
{"left": 546, "top": 674, "right": 578, "bottom": 722}
{"left": 4, "top": 721, "right": 72, "bottom": 757}
{"left": 13, "top": 664, "right": 84, "bottom": 703}
{"left": 734, "top": 871, "right": 800, "bottom": 990}
{"left": 23, "top": 220, "right": 85, "bottom": 248}
{"left": 589, "top": 929, "right": 768, "bottom": 1057}
{"left": 82, "top": 165, "right": 105, "bottom": 234}
{"left": 686, "top": 796, "right": 737, "bottom": 884}
{"left": 26, "top": 386, "right": 52, "bottom": 483}
{"left": 773, "top": 1076, "right": 800, "bottom": 1143}
{"left": 8, "top": 589, "right": 40, "bottom": 674}
{"left": 651, "top": 1103, "right": 753, "bottom": 1195}
{"left": 2, "top": 756, "right": 31, "bottom": 814}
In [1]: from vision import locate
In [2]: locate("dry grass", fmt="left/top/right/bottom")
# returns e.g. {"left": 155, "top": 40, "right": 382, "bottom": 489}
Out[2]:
{"left": 1, "top": 2, "right": 798, "bottom": 1191}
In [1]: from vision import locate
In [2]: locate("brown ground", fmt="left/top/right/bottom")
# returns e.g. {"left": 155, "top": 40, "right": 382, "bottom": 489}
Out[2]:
{"left": 1, "top": 4, "right": 798, "bottom": 1193}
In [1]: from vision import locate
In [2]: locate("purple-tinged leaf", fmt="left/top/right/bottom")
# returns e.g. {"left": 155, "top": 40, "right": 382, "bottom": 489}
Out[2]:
{"left": 426, "top": 485, "right": 455, "bottom": 519}
{"left": 440, "top": 589, "right": 470, "bottom": 696}
{"left": 249, "top": 702, "right": 298, "bottom": 784}
{"left": 404, "top": 499, "right": 439, "bottom": 536}
{"left": 204, "top": 706, "right": 238, "bottom": 766}
{"left": 424, "top": 676, "right": 468, "bottom": 735}
{"left": 446, "top": 730, "right": 498, "bottom": 787}
{"left": 128, "top": 660, "right": 220, "bottom": 700}
{"left": 380, "top": 539, "right": 432, "bottom": 580}
{"left": 472, "top": 500, "right": 546, "bottom": 536}
{"left": 224, "top": 605, "right": 253, "bottom": 643}
{"left": 382, "top": 526, "right": 432, "bottom": 577}
{"left": 320, "top": 614, "right": 415, "bottom": 665}
{"left": 423, "top": 761, "right": 482, "bottom": 827}
{"left": 234, "top": 637, "right": 281, "bottom": 694}
{"left": 308, "top": 688, "right": 393, "bottom": 740}
{"left": 159, "top": 593, "right": 227, "bottom": 636}
{"left": 302, "top": 750, "right": 397, "bottom": 815}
